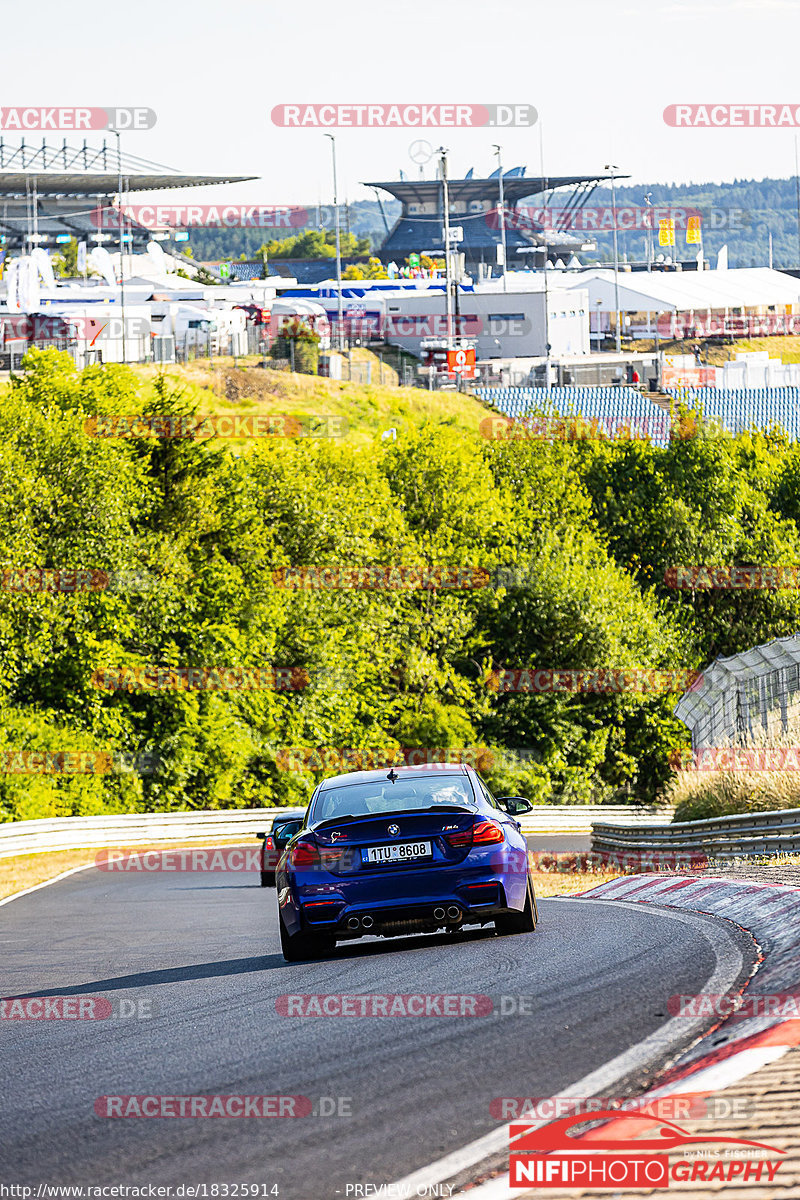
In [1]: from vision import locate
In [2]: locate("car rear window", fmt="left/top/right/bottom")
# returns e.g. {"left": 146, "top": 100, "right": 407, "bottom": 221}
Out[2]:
{"left": 312, "top": 775, "right": 476, "bottom": 823}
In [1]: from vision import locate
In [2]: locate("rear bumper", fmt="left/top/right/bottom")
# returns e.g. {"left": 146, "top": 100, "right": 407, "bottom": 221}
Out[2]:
{"left": 279, "top": 874, "right": 526, "bottom": 938}
{"left": 277, "top": 845, "right": 528, "bottom": 938}
{"left": 326, "top": 892, "right": 507, "bottom": 938}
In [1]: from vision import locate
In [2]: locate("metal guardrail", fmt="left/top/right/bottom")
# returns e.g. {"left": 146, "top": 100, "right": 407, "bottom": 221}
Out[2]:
{"left": 517, "top": 805, "right": 672, "bottom": 835}
{"left": 0, "top": 804, "right": 673, "bottom": 860}
{"left": 592, "top": 806, "right": 800, "bottom": 859}
{"left": 0, "top": 810, "right": 297, "bottom": 860}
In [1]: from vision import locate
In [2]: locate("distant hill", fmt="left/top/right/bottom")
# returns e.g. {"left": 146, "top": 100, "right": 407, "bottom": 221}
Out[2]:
{"left": 180, "top": 178, "right": 800, "bottom": 271}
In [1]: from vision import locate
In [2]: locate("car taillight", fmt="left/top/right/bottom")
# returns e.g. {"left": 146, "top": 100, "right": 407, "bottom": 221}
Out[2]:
{"left": 444, "top": 828, "right": 473, "bottom": 847}
{"left": 290, "top": 838, "right": 320, "bottom": 868}
{"left": 472, "top": 820, "right": 505, "bottom": 845}
{"left": 265, "top": 836, "right": 275, "bottom": 850}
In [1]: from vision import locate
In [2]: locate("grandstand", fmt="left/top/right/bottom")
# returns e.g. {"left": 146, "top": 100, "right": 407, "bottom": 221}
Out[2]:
{"left": 366, "top": 170, "right": 617, "bottom": 278}
{"left": 0, "top": 140, "right": 254, "bottom": 255}
{"left": 475, "top": 385, "right": 671, "bottom": 445}
{"left": 667, "top": 387, "right": 800, "bottom": 440}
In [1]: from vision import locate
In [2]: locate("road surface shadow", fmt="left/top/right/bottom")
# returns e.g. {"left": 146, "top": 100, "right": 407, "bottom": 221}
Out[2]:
{"left": 5, "top": 954, "right": 286, "bottom": 998}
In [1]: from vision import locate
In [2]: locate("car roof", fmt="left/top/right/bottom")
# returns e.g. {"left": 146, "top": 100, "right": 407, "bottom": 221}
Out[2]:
{"left": 317, "top": 763, "right": 473, "bottom": 792}
{"left": 272, "top": 811, "right": 305, "bottom": 823}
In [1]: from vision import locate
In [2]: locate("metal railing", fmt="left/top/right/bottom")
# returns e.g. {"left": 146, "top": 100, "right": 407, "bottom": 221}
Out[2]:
{"left": 0, "top": 804, "right": 673, "bottom": 860}
{"left": 592, "top": 807, "right": 800, "bottom": 858}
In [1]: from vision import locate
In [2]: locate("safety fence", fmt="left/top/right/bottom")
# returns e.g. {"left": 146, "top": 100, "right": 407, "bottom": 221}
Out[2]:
{"left": 592, "top": 806, "right": 800, "bottom": 859}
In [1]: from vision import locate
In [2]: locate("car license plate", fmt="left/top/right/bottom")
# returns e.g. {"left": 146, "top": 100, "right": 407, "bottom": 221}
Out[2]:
{"left": 362, "top": 841, "right": 432, "bottom": 865}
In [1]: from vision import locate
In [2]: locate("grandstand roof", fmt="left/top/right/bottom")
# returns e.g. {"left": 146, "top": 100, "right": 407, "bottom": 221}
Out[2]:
{"left": 0, "top": 172, "right": 255, "bottom": 198}
{"left": 364, "top": 174, "right": 621, "bottom": 206}
{"left": 0, "top": 140, "right": 255, "bottom": 197}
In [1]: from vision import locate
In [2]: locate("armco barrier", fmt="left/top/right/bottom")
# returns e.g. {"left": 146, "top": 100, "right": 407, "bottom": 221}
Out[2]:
{"left": 0, "top": 804, "right": 672, "bottom": 860}
{"left": 592, "top": 806, "right": 800, "bottom": 859}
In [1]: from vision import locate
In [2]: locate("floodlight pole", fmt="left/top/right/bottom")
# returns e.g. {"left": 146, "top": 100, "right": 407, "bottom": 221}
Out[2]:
{"left": 493, "top": 144, "right": 507, "bottom": 292}
{"left": 113, "top": 128, "right": 126, "bottom": 363}
{"left": 438, "top": 147, "right": 453, "bottom": 349}
{"left": 325, "top": 134, "right": 344, "bottom": 352}
{"left": 644, "top": 192, "right": 653, "bottom": 272}
{"left": 605, "top": 163, "right": 622, "bottom": 354}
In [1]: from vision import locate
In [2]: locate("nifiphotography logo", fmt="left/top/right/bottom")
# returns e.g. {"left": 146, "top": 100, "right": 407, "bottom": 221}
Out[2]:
{"left": 508, "top": 1109, "right": 785, "bottom": 1188}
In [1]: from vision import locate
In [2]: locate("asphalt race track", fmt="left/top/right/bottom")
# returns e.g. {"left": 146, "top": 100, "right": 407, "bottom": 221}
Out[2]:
{"left": 0, "top": 862, "right": 756, "bottom": 1197}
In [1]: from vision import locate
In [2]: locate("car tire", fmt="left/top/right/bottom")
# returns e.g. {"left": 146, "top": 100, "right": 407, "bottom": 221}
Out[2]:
{"left": 279, "top": 914, "right": 335, "bottom": 962}
{"left": 260, "top": 871, "right": 275, "bottom": 888}
{"left": 495, "top": 876, "right": 537, "bottom": 935}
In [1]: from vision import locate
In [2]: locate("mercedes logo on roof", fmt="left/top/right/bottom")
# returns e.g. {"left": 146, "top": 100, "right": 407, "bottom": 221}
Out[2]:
{"left": 408, "top": 139, "right": 433, "bottom": 165}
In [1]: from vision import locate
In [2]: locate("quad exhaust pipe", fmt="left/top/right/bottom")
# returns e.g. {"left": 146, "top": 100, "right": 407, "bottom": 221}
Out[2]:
{"left": 346, "top": 909, "right": 460, "bottom": 931}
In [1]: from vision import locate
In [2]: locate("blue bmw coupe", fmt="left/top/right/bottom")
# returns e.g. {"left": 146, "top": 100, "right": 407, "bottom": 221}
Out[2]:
{"left": 275, "top": 763, "right": 538, "bottom": 961}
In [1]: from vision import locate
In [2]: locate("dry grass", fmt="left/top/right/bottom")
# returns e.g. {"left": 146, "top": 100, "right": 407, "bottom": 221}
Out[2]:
{"left": 665, "top": 720, "right": 800, "bottom": 822}
{"left": 532, "top": 868, "right": 624, "bottom": 897}
{"left": 625, "top": 335, "right": 800, "bottom": 366}
{"left": 0, "top": 837, "right": 260, "bottom": 901}
{"left": 131, "top": 356, "right": 490, "bottom": 448}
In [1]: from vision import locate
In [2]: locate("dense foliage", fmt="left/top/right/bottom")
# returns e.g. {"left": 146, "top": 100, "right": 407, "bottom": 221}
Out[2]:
{"left": 4, "top": 349, "right": 800, "bottom": 821}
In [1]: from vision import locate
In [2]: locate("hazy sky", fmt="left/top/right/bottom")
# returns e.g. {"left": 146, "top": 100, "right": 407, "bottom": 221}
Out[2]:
{"left": 2, "top": 0, "right": 799, "bottom": 208}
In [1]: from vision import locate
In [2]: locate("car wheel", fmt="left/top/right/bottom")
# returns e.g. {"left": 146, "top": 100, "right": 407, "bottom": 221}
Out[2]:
{"left": 279, "top": 914, "right": 335, "bottom": 962}
{"left": 495, "top": 876, "right": 537, "bottom": 935}
{"left": 260, "top": 871, "right": 275, "bottom": 888}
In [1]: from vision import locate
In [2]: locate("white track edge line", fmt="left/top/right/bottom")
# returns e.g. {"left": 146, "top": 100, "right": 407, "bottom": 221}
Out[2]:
{"left": 456, "top": 1046, "right": 793, "bottom": 1199}
{"left": 0, "top": 863, "right": 97, "bottom": 909}
{"left": 388, "top": 895, "right": 751, "bottom": 1194}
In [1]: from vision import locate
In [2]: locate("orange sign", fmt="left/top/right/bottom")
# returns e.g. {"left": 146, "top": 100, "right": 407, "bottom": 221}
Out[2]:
{"left": 686, "top": 216, "right": 702, "bottom": 245}
{"left": 446, "top": 347, "right": 476, "bottom": 377}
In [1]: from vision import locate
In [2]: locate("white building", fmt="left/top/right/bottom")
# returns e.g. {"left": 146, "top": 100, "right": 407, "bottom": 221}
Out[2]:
{"left": 559, "top": 267, "right": 800, "bottom": 342}
{"left": 310, "top": 281, "right": 591, "bottom": 360}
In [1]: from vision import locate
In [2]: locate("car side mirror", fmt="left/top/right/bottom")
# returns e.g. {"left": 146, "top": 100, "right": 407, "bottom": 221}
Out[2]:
{"left": 256, "top": 831, "right": 266, "bottom": 839}
{"left": 497, "top": 796, "right": 533, "bottom": 815}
